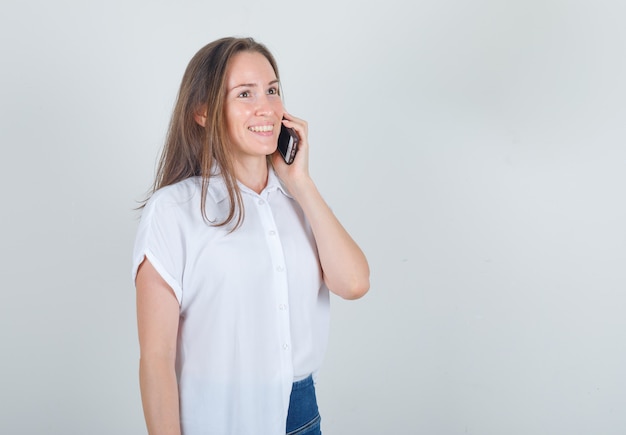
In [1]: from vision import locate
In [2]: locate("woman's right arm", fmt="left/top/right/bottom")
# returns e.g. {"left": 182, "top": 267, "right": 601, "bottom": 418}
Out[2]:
{"left": 136, "top": 258, "right": 181, "bottom": 435}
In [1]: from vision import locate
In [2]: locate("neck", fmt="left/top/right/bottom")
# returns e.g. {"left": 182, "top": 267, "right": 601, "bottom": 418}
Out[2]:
{"left": 234, "top": 157, "right": 269, "bottom": 194}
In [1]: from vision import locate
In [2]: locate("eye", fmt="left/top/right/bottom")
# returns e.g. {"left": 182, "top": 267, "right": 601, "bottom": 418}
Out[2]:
{"left": 238, "top": 90, "right": 251, "bottom": 98}
{"left": 267, "top": 86, "right": 278, "bottom": 95}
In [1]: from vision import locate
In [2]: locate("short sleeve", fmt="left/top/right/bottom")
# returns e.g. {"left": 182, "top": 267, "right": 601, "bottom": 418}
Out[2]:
{"left": 131, "top": 193, "right": 185, "bottom": 304}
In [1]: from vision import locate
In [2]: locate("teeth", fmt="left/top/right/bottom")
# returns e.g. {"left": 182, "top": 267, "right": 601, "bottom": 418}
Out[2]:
{"left": 248, "top": 125, "right": 274, "bottom": 132}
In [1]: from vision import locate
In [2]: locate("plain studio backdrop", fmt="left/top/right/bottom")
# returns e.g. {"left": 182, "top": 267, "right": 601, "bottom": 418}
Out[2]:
{"left": 1, "top": 0, "right": 624, "bottom": 434}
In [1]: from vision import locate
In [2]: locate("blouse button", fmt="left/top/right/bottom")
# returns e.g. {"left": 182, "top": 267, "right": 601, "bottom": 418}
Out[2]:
{"left": 258, "top": 199, "right": 265, "bottom": 205}
{"left": 279, "top": 304, "right": 287, "bottom": 311}
{"left": 268, "top": 230, "right": 276, "bottom": 236}
{"left": 283, "top": 344, "right": 290, "bottom": 350}
{"left": 276, "top": 265, "right": 284, "bottom": 272}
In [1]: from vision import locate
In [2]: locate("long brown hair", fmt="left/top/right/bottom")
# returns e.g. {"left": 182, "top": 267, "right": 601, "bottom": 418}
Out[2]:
{"left": 145, "top": 37, "right": 280, "bottom": 229}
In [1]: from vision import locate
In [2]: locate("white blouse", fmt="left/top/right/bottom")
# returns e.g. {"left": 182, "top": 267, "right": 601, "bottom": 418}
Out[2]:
{"left": 132, "top": 167, "right": 330, "bottom": 435}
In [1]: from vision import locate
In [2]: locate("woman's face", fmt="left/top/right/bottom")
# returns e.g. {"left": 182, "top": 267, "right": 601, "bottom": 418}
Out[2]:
{"left": 224, "top": 51, "right": 284, "bottom": 163}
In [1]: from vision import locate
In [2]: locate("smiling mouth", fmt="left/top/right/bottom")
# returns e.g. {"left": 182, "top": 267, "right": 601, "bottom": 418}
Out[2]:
{"left": 248, "top": 125, "right": 274, "bottom": 133}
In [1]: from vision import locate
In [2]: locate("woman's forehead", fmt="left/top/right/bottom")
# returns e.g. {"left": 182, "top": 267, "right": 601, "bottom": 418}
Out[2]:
{"left": 226, "top": 51, "right": 277, "bottom": 87}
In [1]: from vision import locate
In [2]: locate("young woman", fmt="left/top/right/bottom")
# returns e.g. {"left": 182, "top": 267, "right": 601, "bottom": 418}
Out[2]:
{"left": 133, "top": 37, "right": 369, "bottom": 435}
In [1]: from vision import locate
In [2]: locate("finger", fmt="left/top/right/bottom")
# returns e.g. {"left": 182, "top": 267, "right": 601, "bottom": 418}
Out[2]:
{"left": 281, "top": 117, "right": 308, "bottom": 138}
{"left": 282, "top": 111, "right": 306, "bottom": 126}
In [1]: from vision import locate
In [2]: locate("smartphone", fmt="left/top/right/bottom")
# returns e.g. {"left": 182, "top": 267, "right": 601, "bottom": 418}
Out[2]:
{"left": 277, "top": 123, "right": 299, "bottom": 165}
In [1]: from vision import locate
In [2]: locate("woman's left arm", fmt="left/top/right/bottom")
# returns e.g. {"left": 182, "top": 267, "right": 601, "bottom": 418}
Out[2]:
{"left": 273, "top": 114, "right": 370, "bottom": 300}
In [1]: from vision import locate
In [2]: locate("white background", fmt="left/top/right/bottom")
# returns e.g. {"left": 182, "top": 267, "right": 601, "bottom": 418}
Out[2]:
{"left": 1, "top": 0, "right": 625, "bottom": 434}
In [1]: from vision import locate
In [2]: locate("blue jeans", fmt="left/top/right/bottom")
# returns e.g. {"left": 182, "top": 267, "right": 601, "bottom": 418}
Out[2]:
{"left": 286, "top": 375, "right": 322, "bottom": 435}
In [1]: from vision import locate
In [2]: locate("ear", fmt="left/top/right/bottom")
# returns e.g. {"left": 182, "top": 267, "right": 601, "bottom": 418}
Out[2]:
{"left": 194, "top": 108, "right": 207, "bottom": 127}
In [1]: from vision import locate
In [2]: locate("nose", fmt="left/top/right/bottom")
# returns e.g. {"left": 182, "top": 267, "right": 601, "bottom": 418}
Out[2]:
{"left": 255, "top": 94, "right": 278, "bottom": 117}
{"left": 255, "top": 101, "right": 272, "bottom": 117}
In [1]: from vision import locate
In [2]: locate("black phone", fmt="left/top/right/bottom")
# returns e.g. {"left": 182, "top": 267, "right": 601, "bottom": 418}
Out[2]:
{"left": 277, "top": 123, "right": 299, "bottom": 165}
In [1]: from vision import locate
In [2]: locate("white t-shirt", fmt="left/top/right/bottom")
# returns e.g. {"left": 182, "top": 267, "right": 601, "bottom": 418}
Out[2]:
{"left": 132, "top": 167, "right": 330, "bottom": 435}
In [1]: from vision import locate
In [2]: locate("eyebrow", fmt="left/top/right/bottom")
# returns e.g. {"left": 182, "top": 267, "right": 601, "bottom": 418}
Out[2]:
{"left": 229, "top": 79, "right": 280, "bottom": 91}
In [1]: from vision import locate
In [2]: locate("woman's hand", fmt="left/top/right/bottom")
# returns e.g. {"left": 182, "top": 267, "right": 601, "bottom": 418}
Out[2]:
{"left": 271, "top": 111, "right": 312, "bottom": 193}
{"left": 271, "top": 112, "right": 370, "bottom": 300}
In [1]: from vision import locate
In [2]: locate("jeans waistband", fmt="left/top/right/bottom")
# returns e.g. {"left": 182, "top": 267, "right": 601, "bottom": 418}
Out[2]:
{"left": 291, "top": 374, "right": 314, "bottom": 391}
